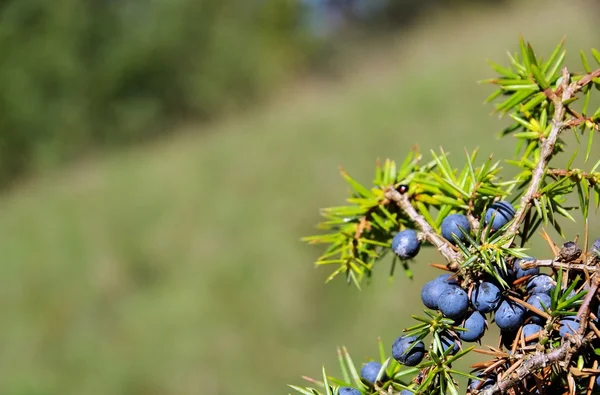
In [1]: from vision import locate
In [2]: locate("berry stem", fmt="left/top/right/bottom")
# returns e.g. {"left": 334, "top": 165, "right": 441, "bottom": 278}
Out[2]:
{"left": 385, "top": 188, "right": 461, "bottom": 269}
{"left": 519, "top": 258, "right": 600, "bottom": 274}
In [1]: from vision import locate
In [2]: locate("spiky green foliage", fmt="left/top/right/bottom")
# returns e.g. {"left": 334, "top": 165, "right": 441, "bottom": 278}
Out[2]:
{"left": 291, "top": 37, "right": 600, "bottom": 395}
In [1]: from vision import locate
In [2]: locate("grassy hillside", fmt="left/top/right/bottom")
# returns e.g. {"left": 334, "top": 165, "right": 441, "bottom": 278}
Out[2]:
{"left": 0, "top": 1, "right": 599, "bottom": 394}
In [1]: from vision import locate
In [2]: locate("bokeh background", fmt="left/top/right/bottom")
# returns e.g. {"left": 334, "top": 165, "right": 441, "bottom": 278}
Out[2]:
{"left": 0, "top": 0, "right": 599, "bottom": 394}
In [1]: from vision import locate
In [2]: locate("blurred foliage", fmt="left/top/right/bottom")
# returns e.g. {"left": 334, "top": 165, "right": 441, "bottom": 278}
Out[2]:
{"left": 0, "top": 0, "right": 550, "bottom": 189}
{"left": 309, "top": 0, "right": 509, "bottom": 32}
{"left": 0, "top": 0, "right": 313, "bottom": 185}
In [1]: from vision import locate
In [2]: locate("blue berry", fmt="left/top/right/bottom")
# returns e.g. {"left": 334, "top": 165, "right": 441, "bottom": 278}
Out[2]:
{"left": 339, "top": 387, "right": 361, "bottom": 395}
{"left": 514, "top": 257, "right": 539, "bottom": 279}
{"left": 484, "top": 201, "right": 515, "bottom": 231}
{"left": 438, "top": 286, "right": 469, "bottom": 320}
{"left": 421, "top": 274, "right": 459, "bottom": 310}
{"left": 360, "top": 361, "right": 386, "bottom": 384}
{"left": 526, "top": 293, "right": 551, "bottom": 325}
{"left": 468, "top": 373, "right": 496, "bottom": 391}
{"left": 400, "top": 391, "right": 413, "bottom": 395}
{"left": 522, "top": 323, "right": 543, "bottom": 345}
{"left": 495, "top": 300, "right": 525, "bottom": 331}
{"left": 459, "top": 311, "right": 486, "bottom": 342}
{"left": 392, "top": 335, "right": 425, "bottom": 366}
{"left": 565, "top": 289, "right": 577, "bottom": 300}
{"left": 471, "top": 281, "right": 502, "bottom": 313}
{"left": 596, "top": 375, "right": 600, "bottom": 387}
{"left": 439, "top": 331, "right": 461, "bottom": 355}
{"left": 559, "top": 316, "right": 580, "bottom": 338}
{"left": 441, "top": 214, "right": 471, "bottom": 244}
{"left": 391, "top": 229, "right": 421, "bottom": 260}
{"left": 526, "top": 274, "right": 556, "bottom": 296}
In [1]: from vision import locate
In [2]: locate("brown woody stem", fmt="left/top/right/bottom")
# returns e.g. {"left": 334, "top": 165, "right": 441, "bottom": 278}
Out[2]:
{"left": 519, "top": 258, "right": 600, "bottom": 274}
{"left": 385, "top": 188, "right": 461, "bottom": 269}
{"left": 506, "top": 67, "right": 600, "bottom": 243}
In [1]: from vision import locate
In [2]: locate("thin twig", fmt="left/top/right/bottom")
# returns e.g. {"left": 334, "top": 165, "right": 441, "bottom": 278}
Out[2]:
{"left": 385, "top": 188, "right": 461, "bottom": 269}
{"left": 574, "top": 68, "right": 600, "bottom": 90}
{"left": 519, "top": 259, "right": 600, "bottom": 274}
{"left": 506, "top": 67, "right": 600, "bottom": 242}
{"left": 506, "top": 67, "right": 570, "bottom": 239}
{"left": 467, "top": 212, "right": 480, "bottom": 234}
{"left": 576, "top": 277, "right": 599, "bottom": 336}
{"left": 548, "top": 168, "right": 599, "bottom": 182}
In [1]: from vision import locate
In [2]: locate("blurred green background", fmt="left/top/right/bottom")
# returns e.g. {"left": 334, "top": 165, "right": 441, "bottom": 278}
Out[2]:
{"left": 0, "top": 0, "right": 599, "bottom": 394}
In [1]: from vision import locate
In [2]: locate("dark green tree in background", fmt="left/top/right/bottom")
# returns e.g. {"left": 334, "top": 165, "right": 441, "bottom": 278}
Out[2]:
{"left": 292, "top": 38, "right": 600, "bottom": 394}
{"left": 0, "top": 0, "right": 309, "bottom": 185}
{"left": 0, "top": 0, "right": 521, "bottom": 190}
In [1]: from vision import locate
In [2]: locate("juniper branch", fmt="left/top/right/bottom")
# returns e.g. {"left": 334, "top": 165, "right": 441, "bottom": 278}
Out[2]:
{"left": 507, "top": 66, "right": 600, "bottom": 241}
{"left": 506, "top": 67, "right": 569, "bottom": 239}
{"left": 548, "top": 168, "right": 600, "bottom": 182}
{"left": 519, "top": 258, "right": 600, "bottom": 274}
{"left": 480, "top": 278, "right": 599, "bottom": 395}
{"left": 385, "top": 188, "right": 461, "bottom": 269}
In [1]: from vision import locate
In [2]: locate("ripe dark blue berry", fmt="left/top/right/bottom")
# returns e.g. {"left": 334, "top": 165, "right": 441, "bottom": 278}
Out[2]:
{"left": 471, "top": 281, "right": 502, "bottom": 313}
{"left": 514, "top": 257, "right": 539, "bottom": 279}
{"left": 439, "top": 331, "right": 461, "bottom": 355}
{"left": 522, "top": 323, "right": 543, "bottom": 345}
{"left": 484, "top": 200, "right": 515, "bottom": 231}
{"left": 391, "top": 230, "right": 421, "bottom": 260}
{"left": 468, "top": 373, "right": 496, "bottom": 391}
{"left": 459, "top": 311, "right": 486, "bottom": 342}
{"left": 438, "top": 286, "right": 469, "bottom": 320}
{"left": 495, "top": 300, "right": 526, "bottom": 331}
{"left": 559, "top": 316, "right": 580, "bottom": 338}
{"left": 339, "top": 387, "right": 361, "bottom": 395}
{"left": 562, "top": 287, "right": 577, "bottom": 300}
{"left": 400, "top": 391, "right": 413, "bottom": 395}
{"left": 526, "top": 274, "right": 556, "bottom": 295}
{"left": 360, "top": 361, "right": 386, "bottom": 384}
{"left": 392, "top": 335, "right": 425, "bottom": 366}
{"left": 421, "top": 274, "right": 459, "bottom": 310}
{"left": 441, "top": 214, "right": 471, "bottom": 244}
{"left": 526, "top": 293, "right": 551, "bottom": 325}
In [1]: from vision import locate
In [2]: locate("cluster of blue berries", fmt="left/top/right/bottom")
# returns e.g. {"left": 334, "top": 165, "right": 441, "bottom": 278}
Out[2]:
{"left": 385, "top": 268, "right": 585, "bottom": 391}
{"left": 384, "top": 202, "right": 598, "bottom": 393}
{"left": 337, "top": 202, "right": 514, "bottom": 393}
{"left": 338, "top": 202, "right": 600, "bottom": 394}
{"left": 386, "top": 202, "right": 517, "bottom": 364}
